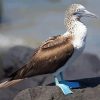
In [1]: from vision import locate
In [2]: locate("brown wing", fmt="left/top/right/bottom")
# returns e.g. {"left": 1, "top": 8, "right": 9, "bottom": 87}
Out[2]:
{"left": 41, "top": 35, "right": 62, "bottom": 49}
{"left": 10, "top": 35, "right": 74, "bottom": 80}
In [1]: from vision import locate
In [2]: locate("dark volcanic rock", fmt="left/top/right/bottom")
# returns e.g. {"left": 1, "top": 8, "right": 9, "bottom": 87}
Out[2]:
{"left": 14, "top": 84, "right": 100, "bottom": 100}
{"left": 2, "top": 46, "right": 34, "bottom": 77}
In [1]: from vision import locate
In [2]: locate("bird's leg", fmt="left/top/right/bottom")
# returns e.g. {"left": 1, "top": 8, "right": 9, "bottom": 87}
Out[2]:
{"left": 60, "top": 72, "right": 80, "bottom": 89}
{"left": 54, "top": 75, "right": 73, "bottom": 95}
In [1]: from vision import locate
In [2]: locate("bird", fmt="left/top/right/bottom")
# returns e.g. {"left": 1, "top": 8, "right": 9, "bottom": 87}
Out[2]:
{"left": 0, "top": 4, "right": 97, "bottom": 95}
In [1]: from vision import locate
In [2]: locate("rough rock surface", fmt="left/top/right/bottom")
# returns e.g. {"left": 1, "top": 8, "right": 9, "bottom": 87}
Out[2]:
{"left": 14, "top": 77, "right": 100, "bottom": 100}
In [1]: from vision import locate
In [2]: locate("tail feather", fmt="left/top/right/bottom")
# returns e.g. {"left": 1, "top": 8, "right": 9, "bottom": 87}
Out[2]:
{"left": 0, "top": 79, "right": 24, "bottom": 89}
{"left": 0, "top": 61, "right": 33, "bottom": 89}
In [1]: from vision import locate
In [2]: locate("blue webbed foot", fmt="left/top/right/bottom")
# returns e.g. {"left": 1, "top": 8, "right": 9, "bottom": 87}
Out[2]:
{"left": 59, "top": 72, "right": 80, "bottom": 89}
{"left": 60, "top": 80, "right": 80, "bottom": 89}
{"left": 55, "top": 77, "right": 73, "bottom": 95}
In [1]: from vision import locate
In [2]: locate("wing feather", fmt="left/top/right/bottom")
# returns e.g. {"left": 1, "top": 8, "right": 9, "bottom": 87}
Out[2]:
{"left": 9, "top": 35, "right": 74, "bottom": 80}
{"left": 41, "top": 35, "right": 65, "bottom": 49}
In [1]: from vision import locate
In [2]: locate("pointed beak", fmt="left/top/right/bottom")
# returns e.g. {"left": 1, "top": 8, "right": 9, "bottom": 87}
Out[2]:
{"left": 84, "top": 10, "right": 97, "bottom": 18}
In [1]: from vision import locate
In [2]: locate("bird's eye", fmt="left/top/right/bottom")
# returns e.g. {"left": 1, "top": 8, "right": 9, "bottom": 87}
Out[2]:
{"left": 73, "top": 12, "right": 78, "bottom": 15}
{"left": 73, "top": 9, "right": 85, "bottom": 15}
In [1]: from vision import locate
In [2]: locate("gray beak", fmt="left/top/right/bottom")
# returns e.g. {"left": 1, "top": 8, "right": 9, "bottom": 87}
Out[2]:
{"left": 84, "top": 10, "right": 97, "bottom": 18}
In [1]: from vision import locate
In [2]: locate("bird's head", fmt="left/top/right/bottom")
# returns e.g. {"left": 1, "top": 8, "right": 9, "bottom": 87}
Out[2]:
{"left": 64, "top": 4, "right": 97, "bottom": 30}
{"left": 66, "top": 4, "right": 97, "bottom": 19}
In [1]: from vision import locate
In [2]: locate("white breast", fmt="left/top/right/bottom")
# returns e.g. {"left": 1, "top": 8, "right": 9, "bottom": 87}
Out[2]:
{"left": 72, "top": 21, "right": 87, "bottom": 48}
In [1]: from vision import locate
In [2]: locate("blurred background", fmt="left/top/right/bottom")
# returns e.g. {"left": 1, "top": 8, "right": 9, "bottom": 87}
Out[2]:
{"left": 0, "top": 0, "right": 100, "bottom": 100}
{"left": 0, "top": 0, "right": 99, "bottom": 54}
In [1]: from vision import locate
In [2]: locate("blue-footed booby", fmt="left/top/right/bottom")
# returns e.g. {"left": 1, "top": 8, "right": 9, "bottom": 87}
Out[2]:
{"left": 0, "top": 4, "right": 97, "bottom": 95}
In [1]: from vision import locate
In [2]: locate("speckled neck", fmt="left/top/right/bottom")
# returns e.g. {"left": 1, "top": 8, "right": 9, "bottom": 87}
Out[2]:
{"left": 64, "top": 13, "right": 87, "bottom": 35}
{"left": 64, "top": 15, "right": 87, "bottom": 48}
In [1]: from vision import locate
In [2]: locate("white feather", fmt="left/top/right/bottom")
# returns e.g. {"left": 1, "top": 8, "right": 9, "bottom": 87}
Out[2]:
{"left": 72, "top": 21, "right": 87, "bottom": 48}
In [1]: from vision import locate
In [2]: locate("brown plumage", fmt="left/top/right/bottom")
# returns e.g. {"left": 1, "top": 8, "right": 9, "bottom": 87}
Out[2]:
{"left": 10, "top": 35, "right": 74, "bottom": 79}
{"left": 0, "top": 35, "right": 74, "bottom": 88}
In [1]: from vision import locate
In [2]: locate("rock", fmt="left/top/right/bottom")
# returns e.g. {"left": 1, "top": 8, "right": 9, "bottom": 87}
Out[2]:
{"left": 14, "top": 86, "right": 68, "bottom": 100}
{"left": 2, "top": 46, "right": 34, "bottom": 77}
{"left": 14, "top": 77, "right": 100, "bottom": 100}
{"left": 64, "top": 53, "right": 100, "bottom": 80}
{"left": 0, "top": 52, "right": 5, "bottom": 80}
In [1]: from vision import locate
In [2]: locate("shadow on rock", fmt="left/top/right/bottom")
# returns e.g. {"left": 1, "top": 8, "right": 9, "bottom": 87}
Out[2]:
{"left": 49, "top": 77, "right": 100, "bottom": 89}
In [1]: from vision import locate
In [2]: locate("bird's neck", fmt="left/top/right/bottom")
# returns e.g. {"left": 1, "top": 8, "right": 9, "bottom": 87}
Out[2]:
{"left": 64, "top": 17, "right": 87, "bottom": 48}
